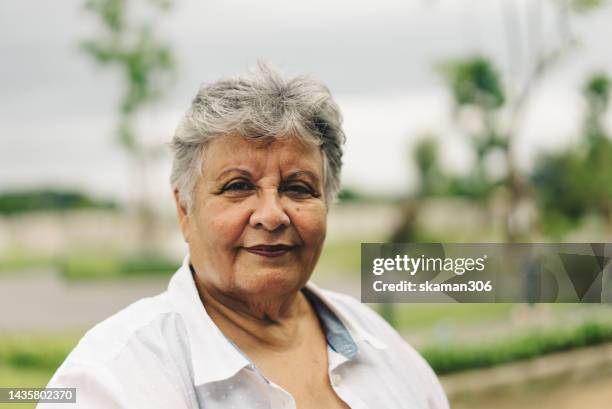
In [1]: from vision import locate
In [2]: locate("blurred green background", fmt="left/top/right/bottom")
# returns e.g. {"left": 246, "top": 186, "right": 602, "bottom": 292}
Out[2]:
{"left": 3, "top": 0, "right": 612, "bottom": 408}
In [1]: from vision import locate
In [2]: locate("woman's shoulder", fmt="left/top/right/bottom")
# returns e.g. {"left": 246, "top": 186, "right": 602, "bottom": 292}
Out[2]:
{"left": 312, "top": 285, "right": 450, "bottom": 409}
{"left": 59, "top": 291, "right": 183, "bottom": 367}
{"left": 43, "top": 291, "right": 200, "bottom": 407}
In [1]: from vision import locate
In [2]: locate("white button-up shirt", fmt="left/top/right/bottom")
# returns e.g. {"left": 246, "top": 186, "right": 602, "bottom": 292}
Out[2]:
{"left": 40, "top": 257, "right": 449, "bottom": 409}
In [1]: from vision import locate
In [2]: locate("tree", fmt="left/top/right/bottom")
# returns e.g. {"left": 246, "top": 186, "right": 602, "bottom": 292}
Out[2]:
{"left": 413, "top": 135, "right": 449, "bottom": 197}
{"left": 439, "top": 57, "right": 506, "bottom": 202}
{"left": 435, "top": 0, "right": 606, "bottom": 241}
{"left": 81, "top": 0, "right": 176, "bottom": 254}
{"left": 532, "top": 72, "right": 612, "bottom": 237}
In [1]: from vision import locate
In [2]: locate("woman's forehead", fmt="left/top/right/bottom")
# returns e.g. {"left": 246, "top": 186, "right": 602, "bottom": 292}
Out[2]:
{"left": 202, "top": 134, "right": 323, "bottom": 179}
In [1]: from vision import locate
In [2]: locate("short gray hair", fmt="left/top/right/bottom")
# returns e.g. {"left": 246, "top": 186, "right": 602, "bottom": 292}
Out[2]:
{"left": 170, "top": 63, "right": 345, "bottom": 211}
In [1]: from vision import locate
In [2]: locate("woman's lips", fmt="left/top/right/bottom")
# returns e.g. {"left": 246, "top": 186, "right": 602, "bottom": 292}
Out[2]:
{"left": 244, "top": 245, "right": 295, "bottom": 258}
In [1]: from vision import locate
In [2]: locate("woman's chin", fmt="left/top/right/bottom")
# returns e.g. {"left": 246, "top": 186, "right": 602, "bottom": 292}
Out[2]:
{"left": 235, "top": 270, "right": 306, "bottom": 298}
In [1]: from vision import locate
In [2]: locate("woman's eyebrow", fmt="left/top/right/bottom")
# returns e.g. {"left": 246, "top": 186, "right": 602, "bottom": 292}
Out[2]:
{"left": 215, "top": 168, "right": 252, "bottom": 181}
{"left": 285, "top": 170, "right": 321, "bottom": 183}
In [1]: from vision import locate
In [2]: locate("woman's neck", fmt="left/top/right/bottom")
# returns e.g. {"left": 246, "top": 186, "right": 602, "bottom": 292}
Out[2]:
{"left": 194, "top": 274, "right": 312, "bottom": 350}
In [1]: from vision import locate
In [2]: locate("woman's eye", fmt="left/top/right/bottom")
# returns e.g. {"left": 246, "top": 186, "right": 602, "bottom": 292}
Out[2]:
{"left": 224, "top": 181, "right": 254, "bottom": 192}
{"left": 284, "top": 184, "right": 314, "bottom": 196}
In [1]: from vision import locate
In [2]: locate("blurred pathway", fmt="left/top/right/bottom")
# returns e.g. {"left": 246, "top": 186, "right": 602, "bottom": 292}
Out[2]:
{"left": 0, "top": 270, "right": 168, "bottom": 331}
{"left": 0, "top": 269, "right": 360, "bottom": 331}
{"left": 452, "top": 375, "right": 612, "bottom": 409}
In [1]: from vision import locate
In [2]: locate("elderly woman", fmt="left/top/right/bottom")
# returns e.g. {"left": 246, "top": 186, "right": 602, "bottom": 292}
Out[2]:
{"left": 42, "top": 65, "right": 449, "bottom": 409}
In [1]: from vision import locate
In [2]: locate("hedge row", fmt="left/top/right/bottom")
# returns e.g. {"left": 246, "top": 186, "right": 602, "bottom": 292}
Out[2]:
{"left": 422, "top": 321, "right": 612, "bottom": 375}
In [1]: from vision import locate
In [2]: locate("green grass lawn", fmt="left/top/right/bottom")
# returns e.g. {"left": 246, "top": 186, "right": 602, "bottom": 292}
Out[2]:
{"left": 0, "top": 249, "right": 179, "bottom": 280}
{"left": 0, "top": 365, "right": 54, "bottom": 388}
{"left": 315, "top": 239, "right": 363, "bottom": 276}
{"left": 0, "top": 333, "right": 78, "bottom": 409}
{"left": 0, "top": 366, "right": 55, "bottom": 409}
{"left": 0, "top": 331, "right": 82, "bottom": 401}
{"left": 384, "top": 303, "right": 516, "bottom": 329}
{"left": 0, "top": 250, "right": 58, "bottom": 275}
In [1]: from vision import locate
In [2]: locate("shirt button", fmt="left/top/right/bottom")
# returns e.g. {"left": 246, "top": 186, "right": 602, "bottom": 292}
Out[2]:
{"left": 331, "top": 373, "right": 342, "bottom": 386}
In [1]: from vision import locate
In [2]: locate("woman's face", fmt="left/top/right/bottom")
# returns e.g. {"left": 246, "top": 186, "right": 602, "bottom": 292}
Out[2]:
{"left": 176, "top": 134, "right": 327, "bottom": 302}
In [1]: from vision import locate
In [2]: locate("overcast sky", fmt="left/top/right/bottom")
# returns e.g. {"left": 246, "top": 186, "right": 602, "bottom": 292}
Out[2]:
{"left": 2, "top": 0, "right": 612, "bottom": 207}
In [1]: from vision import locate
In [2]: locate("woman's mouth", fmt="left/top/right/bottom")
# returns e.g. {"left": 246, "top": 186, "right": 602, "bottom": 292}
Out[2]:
{"left": 244, "top": 244, "right": 295, "bottom": 258}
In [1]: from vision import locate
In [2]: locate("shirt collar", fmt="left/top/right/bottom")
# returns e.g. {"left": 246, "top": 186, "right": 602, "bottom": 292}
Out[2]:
{"left": 303, "top": 281, "right": 387, "bottom": 351}
{"left": 167, "top": 256, "right": 251, "bottom": 386}
{"left": 167, "top": 256, "right": 386, "bottom": 387}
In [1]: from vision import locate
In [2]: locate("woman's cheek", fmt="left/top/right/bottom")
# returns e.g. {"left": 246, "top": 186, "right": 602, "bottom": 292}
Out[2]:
{"left": 206, "top": 203, "right": 243, "bottom": 235}
{"left": 298, "top": 207, "right": 327, "bottom": 246}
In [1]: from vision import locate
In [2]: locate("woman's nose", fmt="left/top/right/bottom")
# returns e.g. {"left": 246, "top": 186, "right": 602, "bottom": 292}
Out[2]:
{"left": 249, "top": 189, "right": 290, "bottom": 231}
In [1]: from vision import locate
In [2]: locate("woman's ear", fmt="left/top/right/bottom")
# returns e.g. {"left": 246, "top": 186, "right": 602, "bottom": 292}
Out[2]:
{"left": 173, "top": 189, "right": 190, "bottom": 243}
